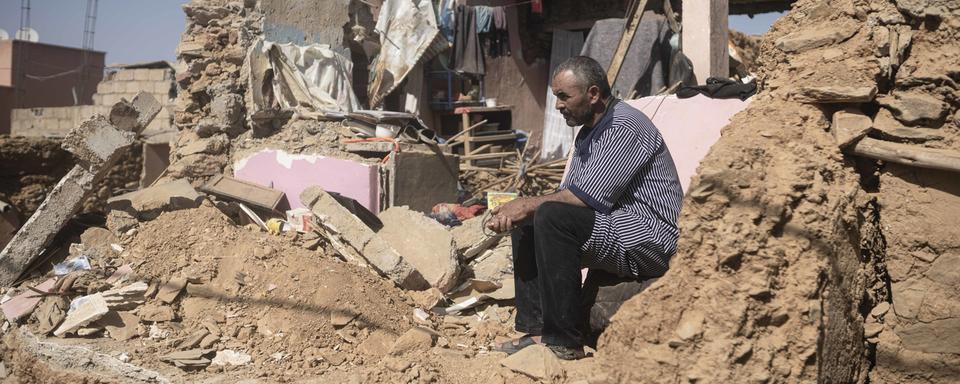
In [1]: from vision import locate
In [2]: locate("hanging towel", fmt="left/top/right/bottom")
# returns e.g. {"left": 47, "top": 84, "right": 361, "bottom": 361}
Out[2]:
{"left": 476, "top": 6, "right": 493, "bottom": 34}
{"left": 452, "top": 5, "right": 485, "bottom": 75}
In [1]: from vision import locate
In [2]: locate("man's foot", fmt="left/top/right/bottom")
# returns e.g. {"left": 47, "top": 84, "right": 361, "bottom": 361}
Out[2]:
{"left": 495, "top": 334, "right": 541, "bottom": 355}
{"left": 547, "top": 344, "right": 585, "bottom": 360}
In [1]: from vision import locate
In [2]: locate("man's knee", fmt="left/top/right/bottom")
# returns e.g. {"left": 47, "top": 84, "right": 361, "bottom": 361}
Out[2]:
{"left": 534, "top": 201, "right": 590, "bottom": 231}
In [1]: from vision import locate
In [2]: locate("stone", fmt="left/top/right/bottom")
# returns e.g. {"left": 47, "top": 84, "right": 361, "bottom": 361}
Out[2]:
{"left": 873, "top": 108, "right": 944, "bottom": 142}
{"left": 101, "top": 281, "right": 148, "bottom": 309}
{"left": 864, "top": 322, "right": 884, "bottom": 338}
{"left": 301, "top": 187, "right": 428, "bottom": 290}
{"left": 156, "top": 277, "right": 188, "bottom": 304}
{"left": 794, "top": 85, "right": 877, "bottom": 103}
{"left": 107, "top": 179, "right": 203, "bottom": 221}
{"left": 925, "top": 252, "right": 960, "bottom": 286}
{"left": 54, "top": 293, "right": 110, "bottom": 337}
{"left": 877, "top": 93, "right": 948, "bottom": 126}
{"left": 178, "top": 134, "right": 229, "bottom": 156}
{"left": 357, "top": 330, "right": 398, "bottom": 358}
{"left": 832, "top": 109, "right": 873, "bottom": 148}
{"left": 79, "top": 227, "right": 120, "bottom": 258}
{"left": 775, "top": 25, "right": 858, "bottom": 53}
{"left": 893, "top": 0, "right": 955, "bottom": 18}
{"left": 891, "top": 278, "right": 925, "bottom": 320}
{"left": 97, "top": 311, "right": 140, "bottom": 341}
{"left": 61, "top": 116, "right": 136, "bottom": 171}
{"left": 378, "top": 206, "right": 460, "bottom": 293}
{"left": 211, "top": 349, "right": 252, "bottom": 366}
{"left": 500, "top": 345, "right": 565, "bottom": 381}
{"left": 871, "top": 302, "right": 891, "bottom": 319}
{"left": 140, "top": 304, "right": 177, "bottom": 322}
{"left": 389, "top": 327, "right": 436, "bottom": 356}
{"left": 199, "top": 333, "right": 219, "bottom": 348}
{"left": 181, "top": 329, "right": 210, "bottom": 349}
{"left": 106, "top": 210, "right": 139, "bottom": 236}
{"left": 330, "top": 306, "right": 358, "bottom": 328}
{"left": 676, "top": 310, "right": 706, "bottom": 340}
{"left": 209, "top": 93, "right": 244, "bottom": 135}
{"left": 897, "top": 318, "right": 960, "bottom": 354}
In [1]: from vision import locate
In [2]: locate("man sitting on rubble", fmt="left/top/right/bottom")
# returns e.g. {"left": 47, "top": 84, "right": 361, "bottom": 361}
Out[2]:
{"left": 486, "top": 56, "right": 683, "bottom": 360}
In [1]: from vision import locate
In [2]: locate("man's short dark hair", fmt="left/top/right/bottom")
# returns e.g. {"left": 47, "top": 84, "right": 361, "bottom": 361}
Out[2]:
{"left": 551, "top": 56, "right": 611, "bottom": 98}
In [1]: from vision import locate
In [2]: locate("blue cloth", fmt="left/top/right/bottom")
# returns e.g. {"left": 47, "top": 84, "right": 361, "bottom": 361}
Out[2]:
{"left": 560, "top": 99, "right": 683, "bottom": 278}
{"left": 475, "top": 6, "right": 492, "bottom": 33}
{"left": 438, "top": 0, "right": 455, "bottom": 43}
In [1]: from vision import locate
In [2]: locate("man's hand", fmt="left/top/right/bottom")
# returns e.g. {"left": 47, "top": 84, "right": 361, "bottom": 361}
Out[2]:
{"left": 485, "top": 197, "right": 535, "bottom": 233}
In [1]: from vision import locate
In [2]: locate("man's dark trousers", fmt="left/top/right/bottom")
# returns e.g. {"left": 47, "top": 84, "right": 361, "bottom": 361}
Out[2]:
{"left": 511, "top": 201, "right": 595, "bottom": 347}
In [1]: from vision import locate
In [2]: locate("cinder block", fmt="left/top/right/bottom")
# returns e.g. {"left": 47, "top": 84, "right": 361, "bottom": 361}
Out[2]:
{"left": 114, "top": 70, "right": 134, "bottom": 81}
{"left": 147, "top": 69, "right": 167, "bottom": 81}
{"left": 133, "top": 69, "right": 151, "bottom": 81}
{"left": 155, "top": 82, "right": 171, "bottom": 95}
{"left": 96, "top": 82, "right": 110, "bottom": 94}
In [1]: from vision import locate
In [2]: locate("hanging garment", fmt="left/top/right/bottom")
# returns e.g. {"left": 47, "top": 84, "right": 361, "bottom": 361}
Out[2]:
{"left": 476, "top": 6, "right": 493, "bottom": 33}
{"left": 452, "top": 5, "right": 485, "bottom": 75}
{"left": 580, "top": 13, "right": 673, "bottom": 98}
{"left": 438, "top": 0, "right": 456, "bottom": 43}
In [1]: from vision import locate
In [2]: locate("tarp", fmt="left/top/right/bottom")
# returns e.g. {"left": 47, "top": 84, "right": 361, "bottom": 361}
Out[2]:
{"left": 368, "top": 0, "right": 447, "bottom": 108}
{"left": 246, "top": 40, "right": 359, "bottom": 118}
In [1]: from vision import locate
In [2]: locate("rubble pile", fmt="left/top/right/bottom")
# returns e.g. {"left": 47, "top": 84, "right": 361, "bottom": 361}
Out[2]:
{"left": 599, "top": 0, "right": 959, "bottom": 382}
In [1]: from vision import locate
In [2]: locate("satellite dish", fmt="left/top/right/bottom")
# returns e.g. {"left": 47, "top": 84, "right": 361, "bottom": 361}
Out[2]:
{"left": 15, "top": 28, "right": 39, "bottom": 42}
{"left": 0, "top": 29, "right": 9, "bottom": 40}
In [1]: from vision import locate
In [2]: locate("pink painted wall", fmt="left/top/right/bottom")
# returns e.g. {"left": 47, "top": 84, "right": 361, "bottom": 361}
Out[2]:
{"left": 234, "top": 149, "right": 380, "bottom": 212}
{"left": 626, "top": 94, "right": 750, "bottom": 192}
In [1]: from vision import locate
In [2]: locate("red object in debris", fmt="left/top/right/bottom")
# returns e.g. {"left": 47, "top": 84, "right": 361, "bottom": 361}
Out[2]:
{"left": 432, "top": 203, "right": 485, "bottom": 221}
{"left": 531, "top": 0, "right": 543, "bottom": 13}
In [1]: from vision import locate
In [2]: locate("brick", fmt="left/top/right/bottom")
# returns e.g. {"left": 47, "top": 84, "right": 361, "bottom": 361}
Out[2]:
{"left": 133, "top": 68, "right": 151, "bottom": 81}
{"left": 148, "top": 69, "right": 168, "bottom": 81}
{"left": 125, "top": 81, "right": 142, "bottom": 94}
{"left": 96, "top": 82, "right": 111, "bottom": 94}
{"left": 114, "top": 70, "right": 134, "bottom": 81}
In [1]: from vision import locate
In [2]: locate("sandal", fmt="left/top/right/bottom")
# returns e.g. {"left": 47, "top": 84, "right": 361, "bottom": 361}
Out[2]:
{"left": 495, "top": 334, "right": 540, "bottom": 355}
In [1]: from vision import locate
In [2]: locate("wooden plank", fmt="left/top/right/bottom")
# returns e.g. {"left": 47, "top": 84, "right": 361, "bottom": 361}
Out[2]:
{"left": 682, "top": 0, "right": 730, "bottom": 82}
{"left": 850, "top": 138, "right": 960, "bottom": 173}
{"left": 460, "top": 152, "right": 518, "bottom": 161}
{"left": 446, "top": 119, "right": 488, "bottom": 144}
{"left": 200, "top": 175, "right": 286, "bottom": 211}
{"left": 606, "top": 0, "right": 651, "bottom": 86}
{"left": 464, "top": 133, "right": 518, "bottom": 143}
{"left": 468, "top": 144, "right": 494, "bottom": 155}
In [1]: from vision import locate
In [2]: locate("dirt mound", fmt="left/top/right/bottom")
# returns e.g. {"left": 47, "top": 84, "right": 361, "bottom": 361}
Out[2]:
{"left": 597, "top": 0, "right": 959, "bottom": 382}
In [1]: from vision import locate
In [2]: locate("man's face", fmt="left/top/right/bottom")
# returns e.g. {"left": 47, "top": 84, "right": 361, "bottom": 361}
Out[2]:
{"left": 551, "top": 70, "right": 599, "bottom": 127}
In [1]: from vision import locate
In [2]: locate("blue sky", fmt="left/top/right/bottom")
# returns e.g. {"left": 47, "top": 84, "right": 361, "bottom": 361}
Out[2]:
{"left": 0, "top": 1, "right": 780, "bottom": 65}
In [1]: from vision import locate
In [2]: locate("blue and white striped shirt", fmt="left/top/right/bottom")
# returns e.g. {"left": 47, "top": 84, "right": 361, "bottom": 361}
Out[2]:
{"left": 561, "top": 99, "right": 683, "bottom": 278}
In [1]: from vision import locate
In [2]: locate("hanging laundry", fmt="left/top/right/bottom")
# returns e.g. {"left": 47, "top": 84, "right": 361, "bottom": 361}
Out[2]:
{"left": 438, "top": 0, "right": 456, "bottom": 43}
{"left": 452, "top": 5, "right": 485, "bottom": 75}
{"left": 475, "top": 6, "right": 493, "bottom": 34}
{"left": 487, "top": 6, "right": 510, "bottom": 57}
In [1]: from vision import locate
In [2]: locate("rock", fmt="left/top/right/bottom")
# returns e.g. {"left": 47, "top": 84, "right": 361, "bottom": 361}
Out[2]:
{"left": 161, "top": 348, "right": 214, "bottom": 368}
{"left": 300, "top": 187, "right": 428, "bottom": 290}
{"left": 389, "top": 327, "right": 436, "bottom": 356}
{"left": 148, "top": 324, "right": 170, "bottom": 339}
{"left": 870, "top": 302, "right": 891, "bottom": 319}
{"left": 199, "top": 333, "right": 219, "bottom": 348}
{"left": 181, "top": 329, "right": 210, "bottom": 349}
{"left": 54, "top": 293, "right": 110, "bottom": 337}
{"left": 877, "top": 93, "right": 948, "bottom": 126}
{"left": 873, "top": 108, "right": 944, "bottom": 142}
{"left": 320, "top": 348, "right": 347, "bottom": 365}
{"left": 211, "top": 349, "right": 252, "bottom": 366}
{"left": 156, "top": 277, "right": 188, "bottom": 304}
{"left": 893, "top": 0, "right": 954, "bottom": 18}
{"left": 178, "top": 134, "right": 229, "bottom": 156}
{"left": 140, "top": 304, "right": 177, "bottom": 322}
{"left": 925, "top": 252, "right": 960, "bottom": 286}
{"left": 384, "top": 356, "right": 412, "bottom": 372}
{"left": 101, "top": 281, "right": 148, "bottom": 309}
{"left": 897, "top": 318, "right": 960, "bottom": 354}
{"left": 97, "top": 311, "right": 140, "bottom": 341}
{"left": 891, "top": 278, "right": 925, "bottom": 320}
{"left": 79, "top": 227, "right": 120, "bottom": 258}
{"left": 107, "top": 179, "right": 203, "bottom": 221}
{"left": 357, "top": 329, "right": 398, "bottom": 358}
{"left": 676, "top": 310, "right": 706, "bottom": 340}
{"left": 500, "top": 345, "right": 565, "bottom": 381}
{"left": 864, "top": 322, "right": 884, "bottom": 338}
{"left": 775, "top": 25, "right": 858, "bottom": 53}
{"left": 794, "top": 85, "right": 877, "bottom": 103}
{"left": 832, "top": 109, "right": 872, "bottom": 148}
{"left": 378, "top": 206, "right": 460, "bottom": 293}
{"left": 106, "top": 210, "right": 138, "bottom": 236}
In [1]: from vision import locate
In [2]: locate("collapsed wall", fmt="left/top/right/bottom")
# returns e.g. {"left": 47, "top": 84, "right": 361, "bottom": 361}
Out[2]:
{"left": 598, "top": 0, "right": 959, "bottom": 382}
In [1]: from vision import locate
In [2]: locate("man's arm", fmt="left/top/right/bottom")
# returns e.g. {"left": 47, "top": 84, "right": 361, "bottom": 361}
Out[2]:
{"left": 485, "top": 189, "right": 587, "bottom": 233}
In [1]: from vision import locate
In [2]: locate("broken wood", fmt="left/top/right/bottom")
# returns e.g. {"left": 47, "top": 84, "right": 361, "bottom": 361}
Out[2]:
{"left": 445, "top": 119, "right": 489, "bottom": 145}
{"left": 850, "top": 138, "right": 960, "bottom": 173}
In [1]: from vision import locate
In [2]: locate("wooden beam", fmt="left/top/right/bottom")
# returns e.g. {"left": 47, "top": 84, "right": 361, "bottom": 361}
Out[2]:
{"left": 850, "top": 138, "right": 960, "bottom": 173}
{"left": 460, "top": 152, "right": 518, "bottom": 161}
{"left": 464, "top": 133, "right": 518, "bottom": 143}
{"left": 607, "top": 0, "right": 651, "bottom": 87}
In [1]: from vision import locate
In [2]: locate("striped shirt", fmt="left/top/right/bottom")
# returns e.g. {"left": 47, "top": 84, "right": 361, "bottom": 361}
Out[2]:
{"left": 561, "top": 99, "right": 683, "bottom": 278}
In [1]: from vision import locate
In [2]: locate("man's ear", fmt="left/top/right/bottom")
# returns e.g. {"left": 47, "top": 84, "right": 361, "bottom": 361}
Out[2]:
{"left": 588, "top": 85, "right": 601, "bottom": 104}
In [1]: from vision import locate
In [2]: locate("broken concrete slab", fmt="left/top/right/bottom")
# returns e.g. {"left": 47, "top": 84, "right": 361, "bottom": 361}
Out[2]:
{"left": 200, "top": 174, "right": 285, "bottom": 211}
{"left": 140, "top": 304, "right": 177, "bottom": 322}
{"left": 0, "top": 94, "right": 160, "bottom": 287}
{"left": 450, "top": 216, "right": 499, "bottom": 261}
{"left": 161, "top": 348, "right": 214, "bottom": 369}
{"left": 794, "top": 85, "right": 878, "bottom": 103}
{"left": 873, "top": 108, "right": 944, "bottom": 142}
{"left": 775, "top": 24, "right": 858, "bottom": 53}
{"left": 101, "top": 281, "right": 148, "bottom": 309}
{"left": 832, "top": 109, "right": 873, "bottom": 148}
{"left": 378, "top": 206, "right": 460, "bottom": 293}
{"left": 108, "top": 179, "right": 203, "bottom": 221}
{"left": 500, "top": 344, "right": 565, "bottom": 381}
{"left": 877, "top": 93, "right": 949, "bottom": 126}
{"left": 301, "top": 186, "right": 428, "bottom": 290}
{"left": 54, "top": 293, "right": 110, "bottom": 337}
{"left": 1, "top": 278, "right": 57, "bottom": 323}
{"left": 211, "top": 349, "right": 252, "bottom": 366}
